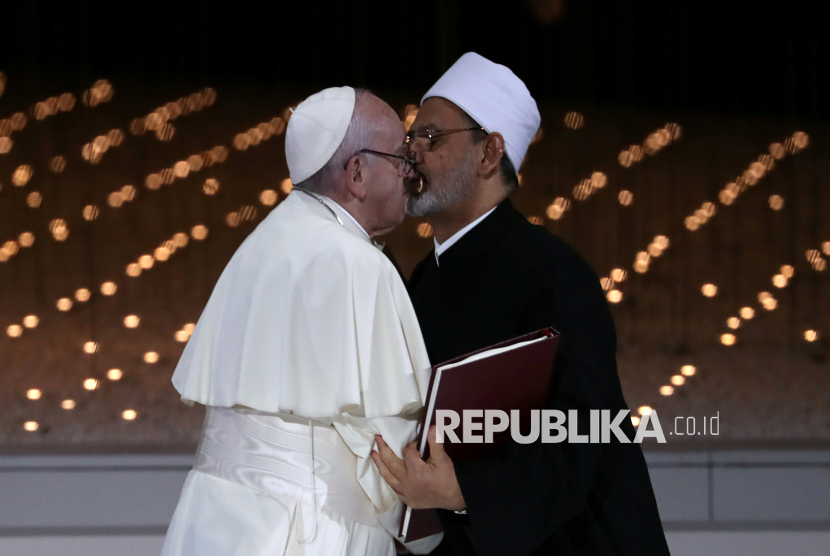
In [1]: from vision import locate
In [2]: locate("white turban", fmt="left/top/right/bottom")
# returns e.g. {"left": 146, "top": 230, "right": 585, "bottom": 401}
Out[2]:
{"left": 285, "top": 86, "right": 356, "bottom": 184}
{"left": 422, "top": 52, "right": 541, "bottom": 172}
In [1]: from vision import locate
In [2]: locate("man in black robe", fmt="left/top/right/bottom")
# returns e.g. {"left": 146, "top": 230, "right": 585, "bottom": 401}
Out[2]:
{"left": 372, "top": 53, "right": 670, "bottom": 556}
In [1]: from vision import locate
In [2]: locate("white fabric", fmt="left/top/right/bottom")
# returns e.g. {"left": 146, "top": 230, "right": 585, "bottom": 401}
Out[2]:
{"left": 161, "top": 471, "right": 393, "bottom": 556}
{"left": 166, "top": 191, "right": 443, "bottom": 555}
{"left": 162, "top": 408, "right": 442, "bottom": 556}
{"left": 285, "top": 86, "right": 356, "bottom": 183}
{"left": 172, "top": 191, "right": 432, "bottom": 419}
{"left": 323, "top": 194, "right": 370, "bottom": 240}
{"left": 422, "top": 52, "right": 541, "bottom": 171}
{"left": 433, "top": 206, "right": 496, "bottom": 266}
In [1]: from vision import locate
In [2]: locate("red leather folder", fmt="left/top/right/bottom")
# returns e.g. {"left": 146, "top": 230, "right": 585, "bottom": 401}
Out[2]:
{"left": 400, "top": 328, "right": 560, "bottom": 542}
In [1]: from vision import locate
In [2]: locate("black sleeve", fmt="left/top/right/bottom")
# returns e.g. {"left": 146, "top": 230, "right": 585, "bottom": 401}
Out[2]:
{"left": 453, "top": 254, "right": 620, "bottom": 555}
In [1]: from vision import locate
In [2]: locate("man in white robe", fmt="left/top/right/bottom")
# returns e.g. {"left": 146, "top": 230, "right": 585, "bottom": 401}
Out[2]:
{"left": 161, "top": 86, "right": 442, "bottom": 556}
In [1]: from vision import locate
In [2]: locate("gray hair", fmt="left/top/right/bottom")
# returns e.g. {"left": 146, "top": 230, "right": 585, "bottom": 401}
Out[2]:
{"left": 294, "top": 88, "right": 377, "bottom": 195}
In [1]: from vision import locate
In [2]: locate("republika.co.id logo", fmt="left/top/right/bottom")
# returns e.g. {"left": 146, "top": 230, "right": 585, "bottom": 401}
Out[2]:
{"left": 434, "top": 409, "right": 719, "bottom": 444}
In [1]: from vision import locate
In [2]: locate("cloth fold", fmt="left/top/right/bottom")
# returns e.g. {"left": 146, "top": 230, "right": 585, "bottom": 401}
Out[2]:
{"left": 172, "top": 192, "right": 432, "bottom": 419}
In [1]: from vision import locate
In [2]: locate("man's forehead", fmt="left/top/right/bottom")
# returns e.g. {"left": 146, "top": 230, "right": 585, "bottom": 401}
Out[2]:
{"left": 413, "top": 97, "right": 469, "bottom": 127}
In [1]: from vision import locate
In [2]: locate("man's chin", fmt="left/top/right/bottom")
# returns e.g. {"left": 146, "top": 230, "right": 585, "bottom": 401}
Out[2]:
{"left": 406, "top": 193, "right": 435, "bottom": 217}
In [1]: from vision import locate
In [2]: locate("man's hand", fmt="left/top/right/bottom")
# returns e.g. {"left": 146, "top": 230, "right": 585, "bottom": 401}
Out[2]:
{"left": 370, "top": 425, "right": 466, "bottom": 511}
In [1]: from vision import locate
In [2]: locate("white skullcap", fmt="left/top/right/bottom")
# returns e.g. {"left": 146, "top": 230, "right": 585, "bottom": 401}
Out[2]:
{"left": 422, "top": 52, "right": 541, "bottom": 172}
{"left": 285, "top": 86, "right": 356, "bottom": 184}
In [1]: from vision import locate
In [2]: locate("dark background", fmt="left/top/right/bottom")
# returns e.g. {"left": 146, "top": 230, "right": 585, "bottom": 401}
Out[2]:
{"left": 2, "top": 0, "right": 827, "bottom": 121}
{"left": 2, "top": 0, "right": 829, "bottom": 448}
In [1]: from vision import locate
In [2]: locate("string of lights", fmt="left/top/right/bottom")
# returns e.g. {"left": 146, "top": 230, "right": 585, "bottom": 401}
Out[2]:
{"left": 0, "top": 113, "right": 29, "bottom": 155}
{"left": 595, "top": 131, "right": 812, "bottom": 419}
{"left": 7, "top": 92, "right": 825, "bottom": 439}
{"left": 600, "top": 131, "right": 811, "bottom": 306}
{"left": 544, "top": 122, "right": 680, "bottom": 222}
{"left": 6, "top": 106, "right": 291, "bottom": 331}
{"left": 638, "top": 229, "right": 823, "bottom": 416}
{"left": 81, "top": 88, "right": 217, "bottom": 165}
{"left": 18, "top": 187, "right": 289, "bottom": 429}
{"left": 0, "top": 80, "right": 112, "bottom": 159}
{"left": 9, "top": 101, "right": 300, "bottom": 431}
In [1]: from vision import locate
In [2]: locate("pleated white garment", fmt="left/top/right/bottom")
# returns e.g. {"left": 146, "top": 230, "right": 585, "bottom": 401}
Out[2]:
{"left": 172, "top": 191, "right": 432, "bottom": 420}
{"left": 161, "top": 408, "right": 410, "bottom": 556}
{"left": 163, "top": 192, "right": 441, "bottom": 555}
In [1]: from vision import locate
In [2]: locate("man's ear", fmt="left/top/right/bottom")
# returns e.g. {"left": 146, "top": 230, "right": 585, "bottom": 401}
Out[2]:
{"left": 345, "top": 155, "right": 368, "bottom": 201}
{"left": 478, "top": 132, "right": 505, "bottom": 178}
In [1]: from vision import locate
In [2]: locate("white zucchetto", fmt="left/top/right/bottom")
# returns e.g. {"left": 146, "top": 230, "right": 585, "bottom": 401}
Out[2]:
{"left": 422, "top": 52, "right": 541, "bottom": 172}
{"left": 285, "top": 86, "right": 356, "bottom": 184}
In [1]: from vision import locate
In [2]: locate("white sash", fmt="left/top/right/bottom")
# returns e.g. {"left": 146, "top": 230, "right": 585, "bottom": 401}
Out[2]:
{"left": 193, "top": 406, "right": 380, "bottom": 541}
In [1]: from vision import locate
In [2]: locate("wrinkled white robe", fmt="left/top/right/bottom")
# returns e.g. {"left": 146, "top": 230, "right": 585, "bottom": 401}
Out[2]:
{"left": 162, "top": 191, "right": 441, "bottom": 556}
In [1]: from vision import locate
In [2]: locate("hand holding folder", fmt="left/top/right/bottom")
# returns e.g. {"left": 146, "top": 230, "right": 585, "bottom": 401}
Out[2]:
{"left": 399, "top": 328, "right": 560, "bottom": 542}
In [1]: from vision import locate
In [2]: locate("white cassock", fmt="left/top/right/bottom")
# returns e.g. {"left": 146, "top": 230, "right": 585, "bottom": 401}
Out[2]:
{"left": 161, "top": 191, "right": 442, "bottom": 556}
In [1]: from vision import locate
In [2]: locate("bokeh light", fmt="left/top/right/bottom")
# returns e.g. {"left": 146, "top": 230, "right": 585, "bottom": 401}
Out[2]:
{"left": 260, "top": 189, "right": 278, "bottom": 206}
{"left": 27, "top": 192, "right": 42, "bottom": 208}
{"left": 563, "top": 112, "right": 584, "bottom": 130}
{"left": 416, "top": 223, "right": 433, "bottom": 238}
{"left": 124, "top": 315, "right": 140, "bottom": 328}
{"left": 12, "top": 165, "right": 33, "bottom": 186}
{"left": 138, "top": 255, "right": 155, "bottom": 269}
{"left": 48, "top": 156, "right": 67, "bottom": 173}
{"left": 203, "top": 178, "right": 220, "bottom": 195}
{"left": 191, "top": 225, "right": 208, "bottom": 240}
{"left": 19, "top": 232, "right": 35, "bottom": 247}
{"left": 610, "top": 268, "right": 627, "bottom": 282}
{"left": 83, "top": 205, "right": 100, "bottom": 221}
{"left": 769, "top": 195, "right": 785, "bottom": 211}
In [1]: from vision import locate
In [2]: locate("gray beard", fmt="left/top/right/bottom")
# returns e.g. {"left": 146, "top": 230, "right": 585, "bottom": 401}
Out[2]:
{"left": 406, "top": 159, "right": 477, "bottom": 217}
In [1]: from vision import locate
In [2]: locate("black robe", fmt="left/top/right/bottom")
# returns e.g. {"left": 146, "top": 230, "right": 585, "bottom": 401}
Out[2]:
{"left": 407, "top": 199, "right": 670, "bottom": 556}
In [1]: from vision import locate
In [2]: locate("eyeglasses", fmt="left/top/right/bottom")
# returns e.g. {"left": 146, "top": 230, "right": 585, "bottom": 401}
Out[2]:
{"left": 406, "top": 126, "right": 486, "bottom": 152}
{"left": 345, "top": 148, "right": 417, "bottom": 177}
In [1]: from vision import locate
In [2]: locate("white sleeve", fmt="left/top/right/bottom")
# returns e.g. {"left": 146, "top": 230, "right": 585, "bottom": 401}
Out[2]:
{"left": 331, "top": 414, "right": 443, "bottom": 554}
